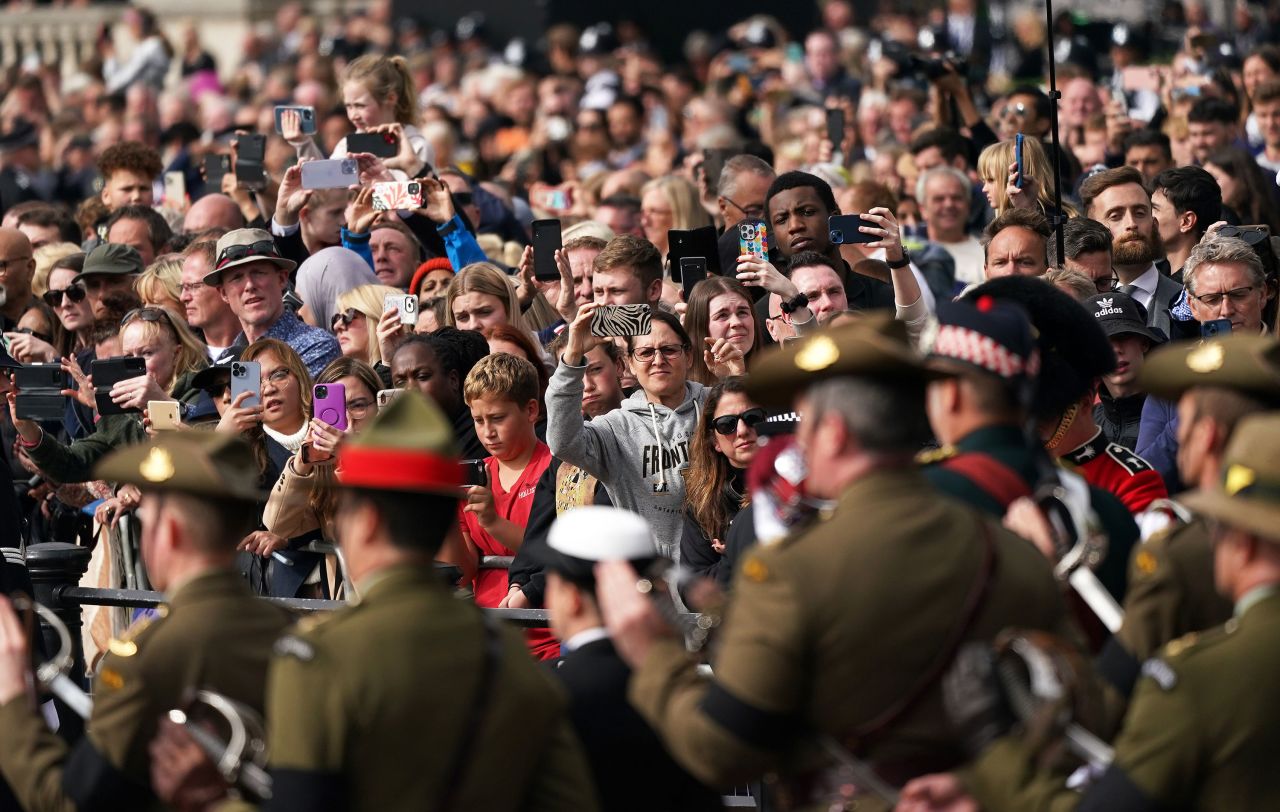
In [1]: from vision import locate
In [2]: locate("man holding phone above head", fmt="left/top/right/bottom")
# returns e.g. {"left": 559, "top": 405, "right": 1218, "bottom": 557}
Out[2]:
{"left": 203, "top": 228, "right": 340, "bottom": 378}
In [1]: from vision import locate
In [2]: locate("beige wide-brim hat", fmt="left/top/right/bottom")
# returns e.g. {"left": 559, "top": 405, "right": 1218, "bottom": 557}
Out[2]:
{"left": 203, "top": 228, "right": 297, "bottom": 285}
{"left": 1180, "top": 412, "right": 1280, "bottom": 544}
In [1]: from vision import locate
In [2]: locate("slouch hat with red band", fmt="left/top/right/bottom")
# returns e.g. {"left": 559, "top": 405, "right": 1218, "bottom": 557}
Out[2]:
{"left": 336, "top": 390, "right": 462, "bottom": 493}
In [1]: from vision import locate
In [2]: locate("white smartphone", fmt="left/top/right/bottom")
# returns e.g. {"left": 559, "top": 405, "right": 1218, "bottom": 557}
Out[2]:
{"left": 383, "top": 293, "right": 418, "bottom": 326}
{"left": 163, "top": 171, "right": 186, "bottom": 207}
{"left": 300, "top": 158, "right": 358, "bottom": 190}
{"left": 376, "top": 388, "right": 403, "bottom": 408}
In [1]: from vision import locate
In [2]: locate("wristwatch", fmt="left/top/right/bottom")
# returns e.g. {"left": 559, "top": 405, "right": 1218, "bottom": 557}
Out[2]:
{"left": 887, "top": 249, "right": 912, "bottom": 269}
{"left": 779, "top": 292, "right": 810, "bottom": 315}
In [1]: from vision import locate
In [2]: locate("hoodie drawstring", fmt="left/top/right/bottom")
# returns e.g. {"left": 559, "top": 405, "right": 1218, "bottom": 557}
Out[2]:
{"left": 648, "top": 403, "right": 666, "bottom": 489}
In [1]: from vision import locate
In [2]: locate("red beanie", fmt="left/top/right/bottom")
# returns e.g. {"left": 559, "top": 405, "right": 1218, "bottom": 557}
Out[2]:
{"left": 410, "top": 257, "right": 454, "bottom": 297}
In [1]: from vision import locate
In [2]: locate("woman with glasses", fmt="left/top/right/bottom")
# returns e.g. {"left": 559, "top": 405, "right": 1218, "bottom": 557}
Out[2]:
{"left": 548, "top": 305, "right": 744, "bottom": 561}
{"left": 262, "top": 356, "right": 381, "bottom": 598}
{"left": 7, "top": 306, "right": 209, "bottom": 484}
{"left": 330, "top": 283, "right": 404, "bottom": 369}
{"left": 680, "top": 378, "right": 762, "bottom": 580}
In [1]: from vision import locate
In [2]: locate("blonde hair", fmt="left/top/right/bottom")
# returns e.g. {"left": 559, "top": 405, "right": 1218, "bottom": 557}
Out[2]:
{"left": 463, "top": 352, "right": 539, "bottom": 407}
{"left": 335, "top": 283, "right": 405, "bottom": 365}
{"left": 343, "top": 54, "right": 417, "bottom": 125}
{"left": 136, "top": 255, "right": 184, "bottom": 311}
{"left": 120, "top": 307, "right": 208, "bottom": 392}
{"left": 444, "top": 262, "right": 526, "bottom": 331}
{"left": 32, "top": 243, "right": 82, "bottom": 298}
{"left": 978, "top": 137, "right": 1079, "bottom": 218}
{"left": 641, "top": 175, "right": 713, "bottom": 231}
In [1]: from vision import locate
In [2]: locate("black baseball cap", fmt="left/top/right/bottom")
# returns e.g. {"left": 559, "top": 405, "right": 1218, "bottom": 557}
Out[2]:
{"left": 1085, "top": 291, "right": 1166, "bottom": 345}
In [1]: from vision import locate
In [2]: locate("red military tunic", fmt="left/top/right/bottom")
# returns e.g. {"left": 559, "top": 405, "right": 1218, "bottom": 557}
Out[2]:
{"left": 1062, "top": 429, "right": 1168, "bottom": 515}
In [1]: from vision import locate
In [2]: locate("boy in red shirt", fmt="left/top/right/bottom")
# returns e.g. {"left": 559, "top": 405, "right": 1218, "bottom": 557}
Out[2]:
{"left": 459, "top": 352, "right": 558, "bottom": 659}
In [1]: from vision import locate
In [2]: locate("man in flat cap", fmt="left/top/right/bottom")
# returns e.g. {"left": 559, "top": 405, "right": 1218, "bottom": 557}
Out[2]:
{"left": 0, "top": 432, "right": 291, "bottom": 811}
{"left": 901, "top": 412, "right": 1280, "bottom": 811}
{"left": 262, "top": 392, "right": 597, "bottom": 811}
{"left": 540, "top": 506, "right": 720, "bottom": 812}
{"left": 597, "top": 313, "right": 1074, "bottom": 808}
{"left": 1096, "top": 334, "right": 1280, "bottom": 718}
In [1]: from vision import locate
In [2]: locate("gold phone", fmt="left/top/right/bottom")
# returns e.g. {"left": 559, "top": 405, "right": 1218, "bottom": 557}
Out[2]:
{"left": 148, "top": 400, "right": 181, "bottom": 431}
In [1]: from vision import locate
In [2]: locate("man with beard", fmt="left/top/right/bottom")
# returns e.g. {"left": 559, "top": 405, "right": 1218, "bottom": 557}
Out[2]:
{"left": 1080, "top": 167, "right": 1181, "bottom": 338}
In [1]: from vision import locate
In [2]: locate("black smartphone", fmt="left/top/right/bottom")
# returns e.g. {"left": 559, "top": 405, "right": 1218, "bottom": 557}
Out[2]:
{"left": 668, "top": 225, "right": 721, "bottom": 281}
{"left": 531, "top": 219, "right": 562, "bottom": 282}
{"left": 347, "top": 131, "right": 398, "bottom": 158}
{"left": 237, "top": 134, "right": 266, "bottom": 164}
{"left": 14, "top": 364, "right": 66, "bottom": 391}
{"left": 91, "top": 356, "right": 146, "bottom": 416}
{"left": 679, "top": 257, "right": 708, "bottom": 300}
{"left": 203, "top": 154, "right": 231, "bottom": 186}
{"left": 826, "top": 108, "right": 845, "bottom": 147}
{"left": 1014, "top": 132, "right": 1025, "bottom": 190}
{"left": 828, "top": 214, "right": 879, "bottom": 245}
{"left": 460, "top": 459, "right": 488, "bottom": 487}
{"left": 1201, "top": 318, "right": 1232, "bottom": 338}
{"left": 234, "top": 161, "right": 266, "bottom": 191}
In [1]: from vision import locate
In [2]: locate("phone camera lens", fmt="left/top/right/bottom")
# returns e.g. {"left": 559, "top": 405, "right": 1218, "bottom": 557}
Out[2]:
{"left": 829, "top": 230, "right": 843, "bottom": 244}
{"left": 407, "top": 182, "right": 420, "bottom": 195}
{"left": 315, "top": 386, "right": 327, "bottom": 398}
{"left": 232, "top": 364, "right": 243, "bottom": 377}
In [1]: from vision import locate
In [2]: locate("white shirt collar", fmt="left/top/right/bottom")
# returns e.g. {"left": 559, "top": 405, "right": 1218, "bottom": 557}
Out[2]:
{"left": 561, "top": 626, "right": 610, "bottom": 655}
{"left": 1128, "top": 264, "right": 1159, "bottom": 309}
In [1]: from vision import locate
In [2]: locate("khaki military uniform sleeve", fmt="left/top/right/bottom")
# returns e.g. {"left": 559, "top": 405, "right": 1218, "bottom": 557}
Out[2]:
{"left": 629, "top": 548, "right": 807, "bottom": 788}
{"left": 1114, "top": 534, "right": 1181, "bottom": 662}
{"left": 261, "top": 457, "right": 321, "bottom": 541}
{"left": 264, "top": 635, "right": 348, "bottom": 806}
{"left": 0, "top": 697, "right": 75, "bottom": 812}
{"left": 1101, "top": 659, "right": 1202, "bottom": 805}
{"left": 961, "top": 737, "right": 1081, "bottom": 812}
{"left": 518, "top": 715, "right": 600, "bottom": 812}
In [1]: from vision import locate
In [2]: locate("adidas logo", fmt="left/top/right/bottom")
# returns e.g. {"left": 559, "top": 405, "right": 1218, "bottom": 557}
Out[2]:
{"left": 1097, "top": 297, "right": 1113, "bottom": 308}
{"left": 1094, "top": 297, "right": 1124, "bottom": 317}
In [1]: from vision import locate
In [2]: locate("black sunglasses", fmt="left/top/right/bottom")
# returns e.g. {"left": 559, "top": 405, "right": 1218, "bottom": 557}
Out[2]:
{"left": 122, "top": 307, "right": 169, "bottom": 325}
{"left": 452, "top": 191, "right": 473, "bottom": 207}
{"left": 331, "top": 308, "right": 363, "bottom": 330}
{"left": 216, "top": 239, "right": 279, "bottom": 269}
{"left": 11, "top": 326, "right": 52, "bottom": 343}
{"left": 1216, "top": 225, "right": 1268, "bottom": 245}
{"left": 42, "top": 285, "right": 86, "bottom": 307}
{"left": 712, "top": 408, "right": 767, "bottom": 436}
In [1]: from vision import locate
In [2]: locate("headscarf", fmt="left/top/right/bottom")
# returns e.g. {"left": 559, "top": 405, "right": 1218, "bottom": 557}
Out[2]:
{"left": 293, "top": 247, "right": 379, "bottom": 330}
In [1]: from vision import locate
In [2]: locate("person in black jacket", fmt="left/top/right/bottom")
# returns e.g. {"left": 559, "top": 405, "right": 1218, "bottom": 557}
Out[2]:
{"left": 1085, "top": 290, "right": 1165, "bottom": 452}
{"left": 679, "top": 378, "right": 760, "bottom": 581}
{"left": 539, "top": 506, "right": 722, "bottom": 812}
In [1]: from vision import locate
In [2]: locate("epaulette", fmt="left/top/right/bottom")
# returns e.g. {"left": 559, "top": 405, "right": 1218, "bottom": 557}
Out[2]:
{"left": 916, "top": 445, "right": 957, "bottom": 466}
{"left": 1105, "top": 443, "right": 1154, "bottom": 476}
{"left": 106, "top": 605, "right": 170, "bottom": 658}
{"left": 1164, "top": 622, "right": 1233, "bottom": 662}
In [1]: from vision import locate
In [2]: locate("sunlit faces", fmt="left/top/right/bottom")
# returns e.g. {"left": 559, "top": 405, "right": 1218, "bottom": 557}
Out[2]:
{"left": 581, "top": 343, "right": 623, "bottom": 418}
{"left": 768, "top": 186, "right": 831, "bottom": 258}
{"left": 1188, "top": 261, "right": 1268, "bottom": 334}
{"left": 333, "top": 310, "right": 369, "bottom": 358}
{"left": 451, "top": 291, "right": 508, "bottom": 338}
{"left": 391, "top": 341, "right": 460, "bottom": 416}
{"left": 984, "top": 227, "right": 1048, "bottom": 278}
{"left": 790, "top": 264, "right": 848, "bottom": 321}
{"left": 47, "top": 266, "right": 93, "bottom": 333}
{"left": 626, "top": 320, "right": 690, "bottom": 403}
{"left": 337, "top": 373, "right": 377, "bottom": 433}
{"left": 711, "top": 390, "right": 762, "bottom": 469}
{"left": 342, "top": 80, "right": 391, "bottom": 132}
{"left": 468, "top": 393, "right": 538, "bottom": 462}
{"left": 121, "top": 320, "right": 177, "bottom": 389}
{"left": 218, "top": 261, "right": 288, "bottom": 329}
{"left": 706, "top": 291, "right": 755, "bottom": 357}
{"left": 257, "top": 350, "right": 304, "bottom": 431}
{"left": 101, "top": 169, "right": 154, "bottom": 210}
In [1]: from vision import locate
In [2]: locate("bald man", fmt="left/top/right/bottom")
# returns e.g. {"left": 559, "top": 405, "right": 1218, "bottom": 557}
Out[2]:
{"left": 183, "top": 193, "right": 246, "bottom": 236}
{"left": 0, "top": 227, "right": 35, "bottom": 330}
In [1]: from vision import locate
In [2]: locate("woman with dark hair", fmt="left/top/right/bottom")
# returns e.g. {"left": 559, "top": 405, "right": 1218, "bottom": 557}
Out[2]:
{"left": 389, "top": 329, "right": 488, "bottom": 459}
{"left": 1204, "top": 146, "right": 1280, "bottom": 228}
{"left": 680, "top": 378, "right": 761, "bottom": 580}
{"left": 683, "top": 276, "right": 761, "bottom": 386}
{"left": 547, "top": 305, "right": 744, "bottom": 559}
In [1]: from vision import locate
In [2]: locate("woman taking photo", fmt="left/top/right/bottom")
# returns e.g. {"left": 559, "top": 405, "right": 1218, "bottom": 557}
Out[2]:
{"left": 680, "top": 378, "right": 761, "bottom": 580}
{"left": 5, "top": 253, "right": 89, "bottom": 364}
{"left": 683, "top": 276, "right": 761, "bottom": 385}
{"left": 547, "top": 306, "right": 744, "bottom": 559}
{"left": 331, "top": 283, "right": 405, "bottom": 367}
{"left": 8, "top": 306, "right": 207, "bottom": 483}
{"left": 262, "top": 356, "right": 381, "bottom": 597}
{"left": 978, "top": 136, "right": 1078, "bottom": 220}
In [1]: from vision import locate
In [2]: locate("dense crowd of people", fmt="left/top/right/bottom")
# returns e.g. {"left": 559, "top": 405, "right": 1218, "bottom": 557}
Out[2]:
{"left": 0, "top": 0, "right": 1279, "bottom": 809}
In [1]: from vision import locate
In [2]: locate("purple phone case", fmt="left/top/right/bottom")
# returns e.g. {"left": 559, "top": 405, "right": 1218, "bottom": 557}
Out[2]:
{"left": 313, "top": 382, "right": 348, "bottom": 431}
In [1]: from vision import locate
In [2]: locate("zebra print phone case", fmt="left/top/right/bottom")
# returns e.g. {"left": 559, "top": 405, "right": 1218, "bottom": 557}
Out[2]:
{"left": 590, "top": 304, "right": 653, "bottom": 337}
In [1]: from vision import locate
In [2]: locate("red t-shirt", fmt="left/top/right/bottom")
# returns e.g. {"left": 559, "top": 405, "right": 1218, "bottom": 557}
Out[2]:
{"left": 1062, "top": 431, "right": 1168, "bottom": 515}
{"left": 459, "top": 441, "right": 558, "bottom": 659}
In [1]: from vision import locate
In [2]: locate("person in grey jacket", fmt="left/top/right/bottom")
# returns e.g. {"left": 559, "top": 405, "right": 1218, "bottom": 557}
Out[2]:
{"left": 547, "top": 305, "right": 745, "bottom": 559}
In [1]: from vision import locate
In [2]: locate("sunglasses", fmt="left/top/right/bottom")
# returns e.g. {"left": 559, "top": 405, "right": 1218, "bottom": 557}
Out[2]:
{"left": 43, "top": 285, "right": 86, "bottom": 307}
{"left": 712, "top": 408, "right": 767, "bottom": 436}
{"left": 11, "top": 326, "right": 52, "bottom": 343}
{"left": 122, "top": 307, "right": 169, "bottom": 326}
{"left": 216, "top": 239, "right": 279, "bottom": 269}
{"left": 1216, "top": 225, "right": 1269, "bottom": 245}
{"left": 331, "top": 308, "right": 364, "bottom": 330}
{"left": 452, "top": 191, "right": 473, "bottom": 207}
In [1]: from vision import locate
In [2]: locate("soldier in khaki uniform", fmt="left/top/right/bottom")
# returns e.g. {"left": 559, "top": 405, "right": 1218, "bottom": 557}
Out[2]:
{"left": 900, "top": 412, "right": 1280, "bottom": 811}
{"left": 0, "top": 432, "right": 291, "bottom": 811}
{"left": 261, "top": 392, "right": 597, "bottom": 811}
{"left": 595, "top": 314, "right": 1077, "bottom": 808}
{"left": 1097, "top": 334, "right": 1280, "bottom": 709}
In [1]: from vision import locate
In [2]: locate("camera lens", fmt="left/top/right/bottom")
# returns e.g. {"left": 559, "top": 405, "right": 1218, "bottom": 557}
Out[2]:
{"left": 829, "top": 230, "right": 843, "bottom": 245}
{"left": 233, "top": 364, "right": 243, "bottom": 377}
{"left": 315, "top": 385, "right": 327, "bottom": 398}
{"left": 408, "top": 182, "right": 420, "bottom": 195}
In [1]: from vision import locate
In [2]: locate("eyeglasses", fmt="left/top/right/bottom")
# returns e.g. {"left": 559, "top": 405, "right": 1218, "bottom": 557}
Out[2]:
{"left": 712, "top": 408, "right": 767, "bottom": 436}
{"left": 348, "top": 397, "right": 374, "bottom": 418}
{"left": 723, "top": 196, "right": 765, "bottom": 220}
{"left": 452, "top": 191, "right": 473, "bottom": 207}
{"left": 331, "top": 308, "right": 364, "bottom": 330}
{"left": 630, "top": 343, "right": 688, "bottom": 363}
{"left": 1001, "top": 102, "right": 1028, "bottom": 118}
{"left": 42, "top": 285, "right": 87, "bottom": 307}
{"left": 1190, "top": 285, "right": 1259, "bottom": 308}
{"left": 179, "top": 281, "right": 207, "bottom": 295}
{"left": 1095, "top": 275, "right": 1121, "bottom": 293}
{"left": 0, "top": 255, "right": 32, "bottom": 276}
{"left": 215, "top": 240, "right": 279, "bottom": 269}
{"left": 261, "top": 367, "right": 292, "bottom": 387}
{"left": 10, "top": 326, "right": 52, "bottom": 343}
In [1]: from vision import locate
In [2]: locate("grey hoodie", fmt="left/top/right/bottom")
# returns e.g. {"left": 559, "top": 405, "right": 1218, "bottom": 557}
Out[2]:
{"left": 546, "top": 360, "right": 708, "bottom": 560}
